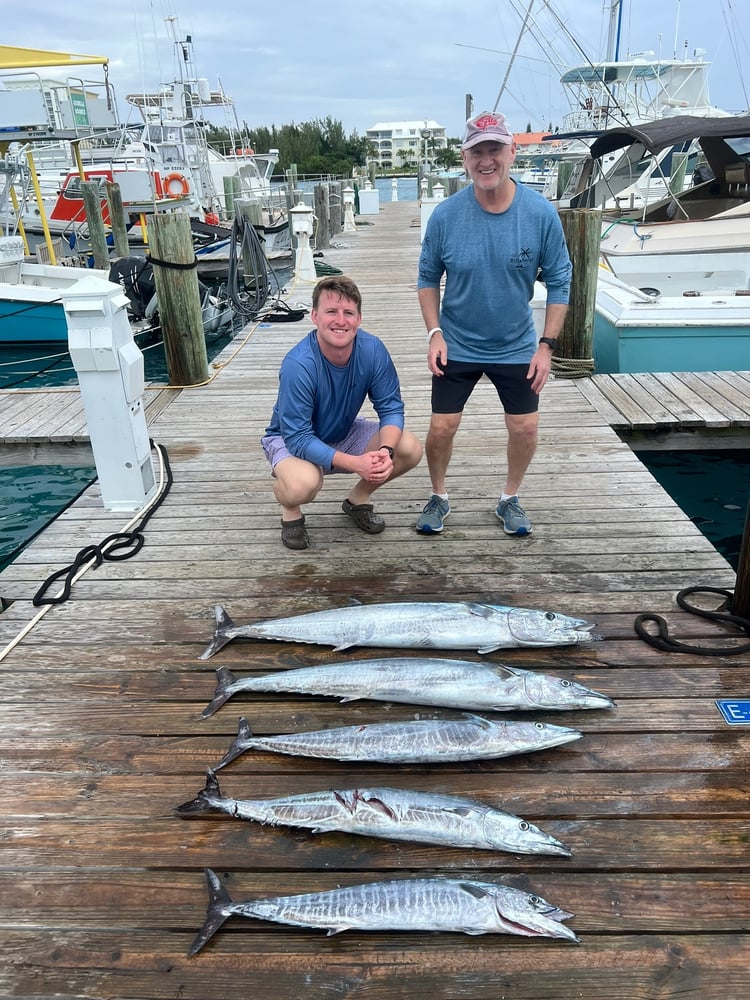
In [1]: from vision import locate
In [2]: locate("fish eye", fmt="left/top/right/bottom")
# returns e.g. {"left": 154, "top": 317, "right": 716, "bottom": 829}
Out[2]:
{"left": 545, "top": 612, "right": 556, "bottom": 621}
{"left": 534, "top": 722, "right": 545, "bottom": 730}
{"left": 561, "top": 679, "right": 571, "bottom": 687}
{"left": 528, "top": 894, "right": 541, "bottom": 905}
{"left": 518, "top": 820, "right": 529, "bottom": 831}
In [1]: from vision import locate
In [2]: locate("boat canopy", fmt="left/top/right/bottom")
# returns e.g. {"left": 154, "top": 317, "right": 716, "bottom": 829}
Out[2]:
{"left": 561, "top": 61, "right": 669, "bottom": 85}
{"left": 590, "top": 114, "right": 750, "bottom": 159}
{"left": 0, "top": 46, "right": 108, "bottom": 70}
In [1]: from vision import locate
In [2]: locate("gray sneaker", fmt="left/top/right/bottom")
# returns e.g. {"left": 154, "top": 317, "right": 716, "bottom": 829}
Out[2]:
{"left": 495, "top": 496, "right": 532, "bottom": 535}
{"left": 416, "top": 494, "right": 451, "bottom": 534}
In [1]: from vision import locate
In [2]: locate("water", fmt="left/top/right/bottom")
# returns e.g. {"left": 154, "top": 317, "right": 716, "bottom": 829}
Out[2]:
{"left": 636, "top": 449, "right": 749, "bottom": 571}
{"left": 0, "top": 464, "right": 96, "bottom": 573}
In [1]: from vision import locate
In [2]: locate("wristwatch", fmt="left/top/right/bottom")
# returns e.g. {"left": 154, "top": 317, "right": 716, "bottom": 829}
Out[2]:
{"left": 379, "top": 445, "right": 395, "bottom": 459}
{"left": 539, "top": 337, "right": 557, "bottom": 351}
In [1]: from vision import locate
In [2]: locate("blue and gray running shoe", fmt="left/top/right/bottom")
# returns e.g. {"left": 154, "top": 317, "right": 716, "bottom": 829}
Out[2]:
{"left": 416, "top": 494, "right": 451, "bottom": 534}
{"left": 495, "top": 496, "right": 532, "bottom": 535}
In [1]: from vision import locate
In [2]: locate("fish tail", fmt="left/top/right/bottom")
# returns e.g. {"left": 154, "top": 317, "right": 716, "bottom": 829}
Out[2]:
{"left": 188, "top": 868, "right": 233, "bottom": 956}
{"left": 199, "top": 605, "right": 237, "bottom": 660}
{"left": 215, "top": 717, "right": 253, "bottom": 771}
{"left": 175, "top": 769, "right": 222, "bottom": 816}
{"left": 200, "top": 666, "right": 237, "bottom": 718}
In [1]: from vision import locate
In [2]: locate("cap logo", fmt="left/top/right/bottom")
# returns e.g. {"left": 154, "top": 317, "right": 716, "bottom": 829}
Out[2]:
{"left": 474, "top": 114, "right": 500, "bottom": 130}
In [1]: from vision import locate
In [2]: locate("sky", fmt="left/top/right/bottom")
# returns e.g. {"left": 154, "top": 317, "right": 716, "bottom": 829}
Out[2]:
{"left": 3, "top": 0, "right": 749, "bottom": 142}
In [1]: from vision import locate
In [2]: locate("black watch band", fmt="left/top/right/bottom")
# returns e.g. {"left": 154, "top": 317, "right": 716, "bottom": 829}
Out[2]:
{"left": 379, "top": 445, "right": 395, "bottom": 459}
{"left": 539, "top": 337, "right": 557, "bottom": 351}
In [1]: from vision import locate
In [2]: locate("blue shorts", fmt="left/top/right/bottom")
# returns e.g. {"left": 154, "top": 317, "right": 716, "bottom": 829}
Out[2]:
{"left": 261, "top": 417, "right": 379, "bottom": 473}
{"left": 431, "top": 360, "right": 539, "bottom": 415}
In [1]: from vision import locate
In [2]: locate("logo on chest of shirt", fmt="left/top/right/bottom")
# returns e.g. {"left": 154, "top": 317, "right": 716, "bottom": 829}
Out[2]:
{"left": 509, "top": 246, "right": 533, "bottom": 267}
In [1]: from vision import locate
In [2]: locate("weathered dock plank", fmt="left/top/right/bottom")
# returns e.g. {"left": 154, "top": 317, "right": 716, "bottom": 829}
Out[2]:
{"left": 0, "top": 201, "right": 746, "bottom": 1000}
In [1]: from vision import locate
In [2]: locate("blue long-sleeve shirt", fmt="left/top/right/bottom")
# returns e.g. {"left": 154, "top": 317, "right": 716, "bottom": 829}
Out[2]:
{"left": 265, "top": 328, "right": 405, "bottom": 471}
{"left": 418, "top": 182, "right": 571, "bottom": 363}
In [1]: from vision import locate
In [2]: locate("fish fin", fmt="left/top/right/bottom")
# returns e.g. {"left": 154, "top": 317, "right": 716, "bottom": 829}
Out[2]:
{"left": 199, "top": 605, "right": 237, "bottom": 660}
{"left": 215, "top": 717, "right": 253, "bottom": 771}
{"left": 333, "top": 642, "right": 356, "bottom": 652}
{"left": 463, "top": 712, "right": 493, "bottom": 728}
{"left": 338, "top": 696, "right": 362, "bottom": 703}
{"left": 477, "top": 643, "right": 502, "bottom": 654}
{"left": 175, "top": 768, "right": 221, "bottom": 816}
{"left": 459, "top": 882, "right": 492, "bottom": 900}
{"left": 345, "top": 597, "right": 363, "bottom": 606}
{"left": 466, "top": 602, "right": 494, "bottom": 618}
{"left": 200, "top": 666, "right": 237, "bottom": 718}
{"left": 325, "top": 926, "right": 349, "bottom": 935}
{"left": 188, "top": 869, "right": 234, "bottom": 956}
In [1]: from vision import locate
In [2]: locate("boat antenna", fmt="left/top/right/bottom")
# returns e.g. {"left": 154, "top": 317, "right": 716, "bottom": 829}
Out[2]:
{"left": 672, "top": 0, "right": 681, "bottom": 59}
{"left": 492, "top": 0, "right": 536, "bottom": 111}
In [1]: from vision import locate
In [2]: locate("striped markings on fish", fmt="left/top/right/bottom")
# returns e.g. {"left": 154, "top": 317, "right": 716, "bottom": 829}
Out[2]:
{"left": 200, "top": 660, "right": 614, "bottom": 718}
{"left": 176, "top": 770, "right": 572, "bottom": 856}
{"left": 215, "top": 714, "right": 582, "bottom": 769}
{"left": 188, "top": 868, "right": 579, "bottom": 954}
{"left": 199, "top": 601, "right": 598, "bottom": 659}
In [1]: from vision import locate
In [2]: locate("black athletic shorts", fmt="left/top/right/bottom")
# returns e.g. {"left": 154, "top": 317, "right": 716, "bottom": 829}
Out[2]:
{"left": 431, "top": 360, "right": 539, "bottom": 415}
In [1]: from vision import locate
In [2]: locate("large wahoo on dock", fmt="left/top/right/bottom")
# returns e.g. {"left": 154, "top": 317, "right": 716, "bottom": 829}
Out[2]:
{"left": 200, "top": 660, "right": 613, "bottom": 717}
{"left": 199, "top": 601, "right": 597, "bottom": 659}
{"left": 189, "top": 868, "right": 579, "bottom": 954}
{"left": 215, "top": 714, "right": 582, "bottom": 769}
{"left": 176, "top": 769, "right": 572, "bottom": 856}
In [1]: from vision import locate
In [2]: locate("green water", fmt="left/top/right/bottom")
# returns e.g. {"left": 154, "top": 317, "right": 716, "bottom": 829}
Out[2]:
{"left": 0, "top": 465, "right": 96, "bottom": 573}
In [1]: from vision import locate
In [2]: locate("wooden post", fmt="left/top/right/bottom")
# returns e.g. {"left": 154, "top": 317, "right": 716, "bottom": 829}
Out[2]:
{"left": 148, "top": 214, "right": 208, "bottom": 386}
{"left": 80, "top": 180, "right": 111, "bottom": 270}
{"left": 314, "top": 183, "right": 330, "bottom": 250}
{"left": 733, "top": 501, "right": 750, "bottom": 619}
{"left": 223, "top": 176, "right": 238, "bottom": 219}
{"left": 235, "top": 198, "right": 265, "bottom": 280}
{"left": 557, "top": 208, "right": 601, "bottom": 370}
{"left": 329, "top": 181, "right": 343, "bottom": 237}
{"left": 105, "top": 181, "right": 130, "bottom": 259}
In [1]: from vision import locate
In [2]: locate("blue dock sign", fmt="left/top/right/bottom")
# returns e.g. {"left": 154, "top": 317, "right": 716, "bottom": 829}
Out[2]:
{"left": 715, "top": 700, "right": 750, "bottom": 725}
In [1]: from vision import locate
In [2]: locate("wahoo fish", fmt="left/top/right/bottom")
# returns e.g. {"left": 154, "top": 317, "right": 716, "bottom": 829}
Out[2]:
{"left": 215, "top": 714, "right": 582, "bottom": 769}
{"left": 200, "top": 660, "right": 613, "bottom": 718}
{"left": 176, "top": 770, "right": 571, "bottom": 856}
{"left": 189, "top": 868, "right": 579, "bottom": 954}
{"left": 199, "top": 601, "right": 597, "bottom": 659}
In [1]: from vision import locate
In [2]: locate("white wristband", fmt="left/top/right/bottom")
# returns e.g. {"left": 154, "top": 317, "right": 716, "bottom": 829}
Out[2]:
{"left": 427, "top": 327, "right": 442, "bottom": 341}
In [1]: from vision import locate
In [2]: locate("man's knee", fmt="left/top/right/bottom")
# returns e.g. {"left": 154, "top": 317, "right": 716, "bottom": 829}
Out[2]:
{"left": 274, "top": 457, "right": 323, "bottom": 505}
{"left": 397, "top": 430, "right": 423, "bottom": 470}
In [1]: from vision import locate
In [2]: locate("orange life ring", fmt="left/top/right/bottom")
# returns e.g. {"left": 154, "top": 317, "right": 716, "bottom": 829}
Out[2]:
{"left": 164, "top": 172, "right": 190, "bottom": 198}
{"left": 235, "top": 147, "right": 255, "bottom": 155}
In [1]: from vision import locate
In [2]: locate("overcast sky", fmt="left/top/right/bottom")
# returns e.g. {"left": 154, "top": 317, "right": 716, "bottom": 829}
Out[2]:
{"left": 4, "top": 0, "right": 748, "bottom": 141}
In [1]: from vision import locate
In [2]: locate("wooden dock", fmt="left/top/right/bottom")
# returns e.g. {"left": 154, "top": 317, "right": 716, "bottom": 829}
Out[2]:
{"left": 1, "top": 201, "right": 749, "bottom": 1000}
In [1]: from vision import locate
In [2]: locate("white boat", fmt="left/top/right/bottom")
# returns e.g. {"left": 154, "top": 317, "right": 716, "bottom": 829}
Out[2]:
{"left": 531, "top": 0, "right": 733, "bottom": 211}
{"left": 594, "top": 114, "right": 750, "bottom": 295}
{"left": 0, "top": 33, "right": 288, "bottom": 260}
{"left": 593, "top": 267, "right": 750, "bottom": 374}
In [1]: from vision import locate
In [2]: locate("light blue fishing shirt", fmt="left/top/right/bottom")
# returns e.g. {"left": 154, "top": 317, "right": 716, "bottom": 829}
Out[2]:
{"left": 417, "top": 182, "right": 572, "bottom": 363}
{"left": 265, "top": 328, "right": 405, "bottom": 471}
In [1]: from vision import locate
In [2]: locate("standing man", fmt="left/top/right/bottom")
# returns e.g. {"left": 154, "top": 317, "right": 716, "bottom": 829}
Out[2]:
{"left": 415, "top": 110, "right": 571, "bottom": 536}
{"left": 262, "top": 275, "right": 422, "bottom": 550}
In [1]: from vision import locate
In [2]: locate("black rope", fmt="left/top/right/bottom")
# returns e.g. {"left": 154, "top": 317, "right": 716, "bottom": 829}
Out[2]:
{"left": 634, "top": 586, "right": 750, "bottom": 655}
{"left": 146, "top": 254, "right": 199, "bottom": 270}
{"left": 31, "top": 440, "right": 174, "bottom": 607}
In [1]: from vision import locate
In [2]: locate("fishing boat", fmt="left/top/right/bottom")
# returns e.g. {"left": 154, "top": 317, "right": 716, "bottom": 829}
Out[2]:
{"left": 592, "top": 267, "right": 750, "bottom": 374}
{"left": 533, "top": 0, "right": 733, "bottom": 211}
{"left": 0, "top": 235, "right": 234, "bottom": 346}
{"left": 0, "top": 33, "right": 288, "bottom": 261}
{"left": 595, "top": 114, "right": 750, "bottom": 293}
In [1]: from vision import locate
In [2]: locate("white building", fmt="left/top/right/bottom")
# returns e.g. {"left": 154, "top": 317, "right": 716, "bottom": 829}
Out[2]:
{"left": 365, "top": 119, "right": 448, "bottom": 170}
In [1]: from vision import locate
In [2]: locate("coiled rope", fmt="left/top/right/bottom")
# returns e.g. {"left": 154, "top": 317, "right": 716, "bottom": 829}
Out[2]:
{"left": 0, "top": 440, "right": 172, "bottom": 663}
{"left": 551, "top": 357, "right": 594, "bottom": 378}
{"left": 634, "top": 586, "right": 750, "bottom": 655}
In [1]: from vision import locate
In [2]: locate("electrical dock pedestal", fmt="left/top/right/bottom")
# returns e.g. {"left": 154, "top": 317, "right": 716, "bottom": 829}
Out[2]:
{"left": 62, "top": 276, "right": 157, "bottom": 511}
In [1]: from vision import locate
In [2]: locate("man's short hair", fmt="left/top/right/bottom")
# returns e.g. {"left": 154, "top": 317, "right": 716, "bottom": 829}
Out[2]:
{"left": 312, "top": 275, "right": 362, "bottom": 311}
